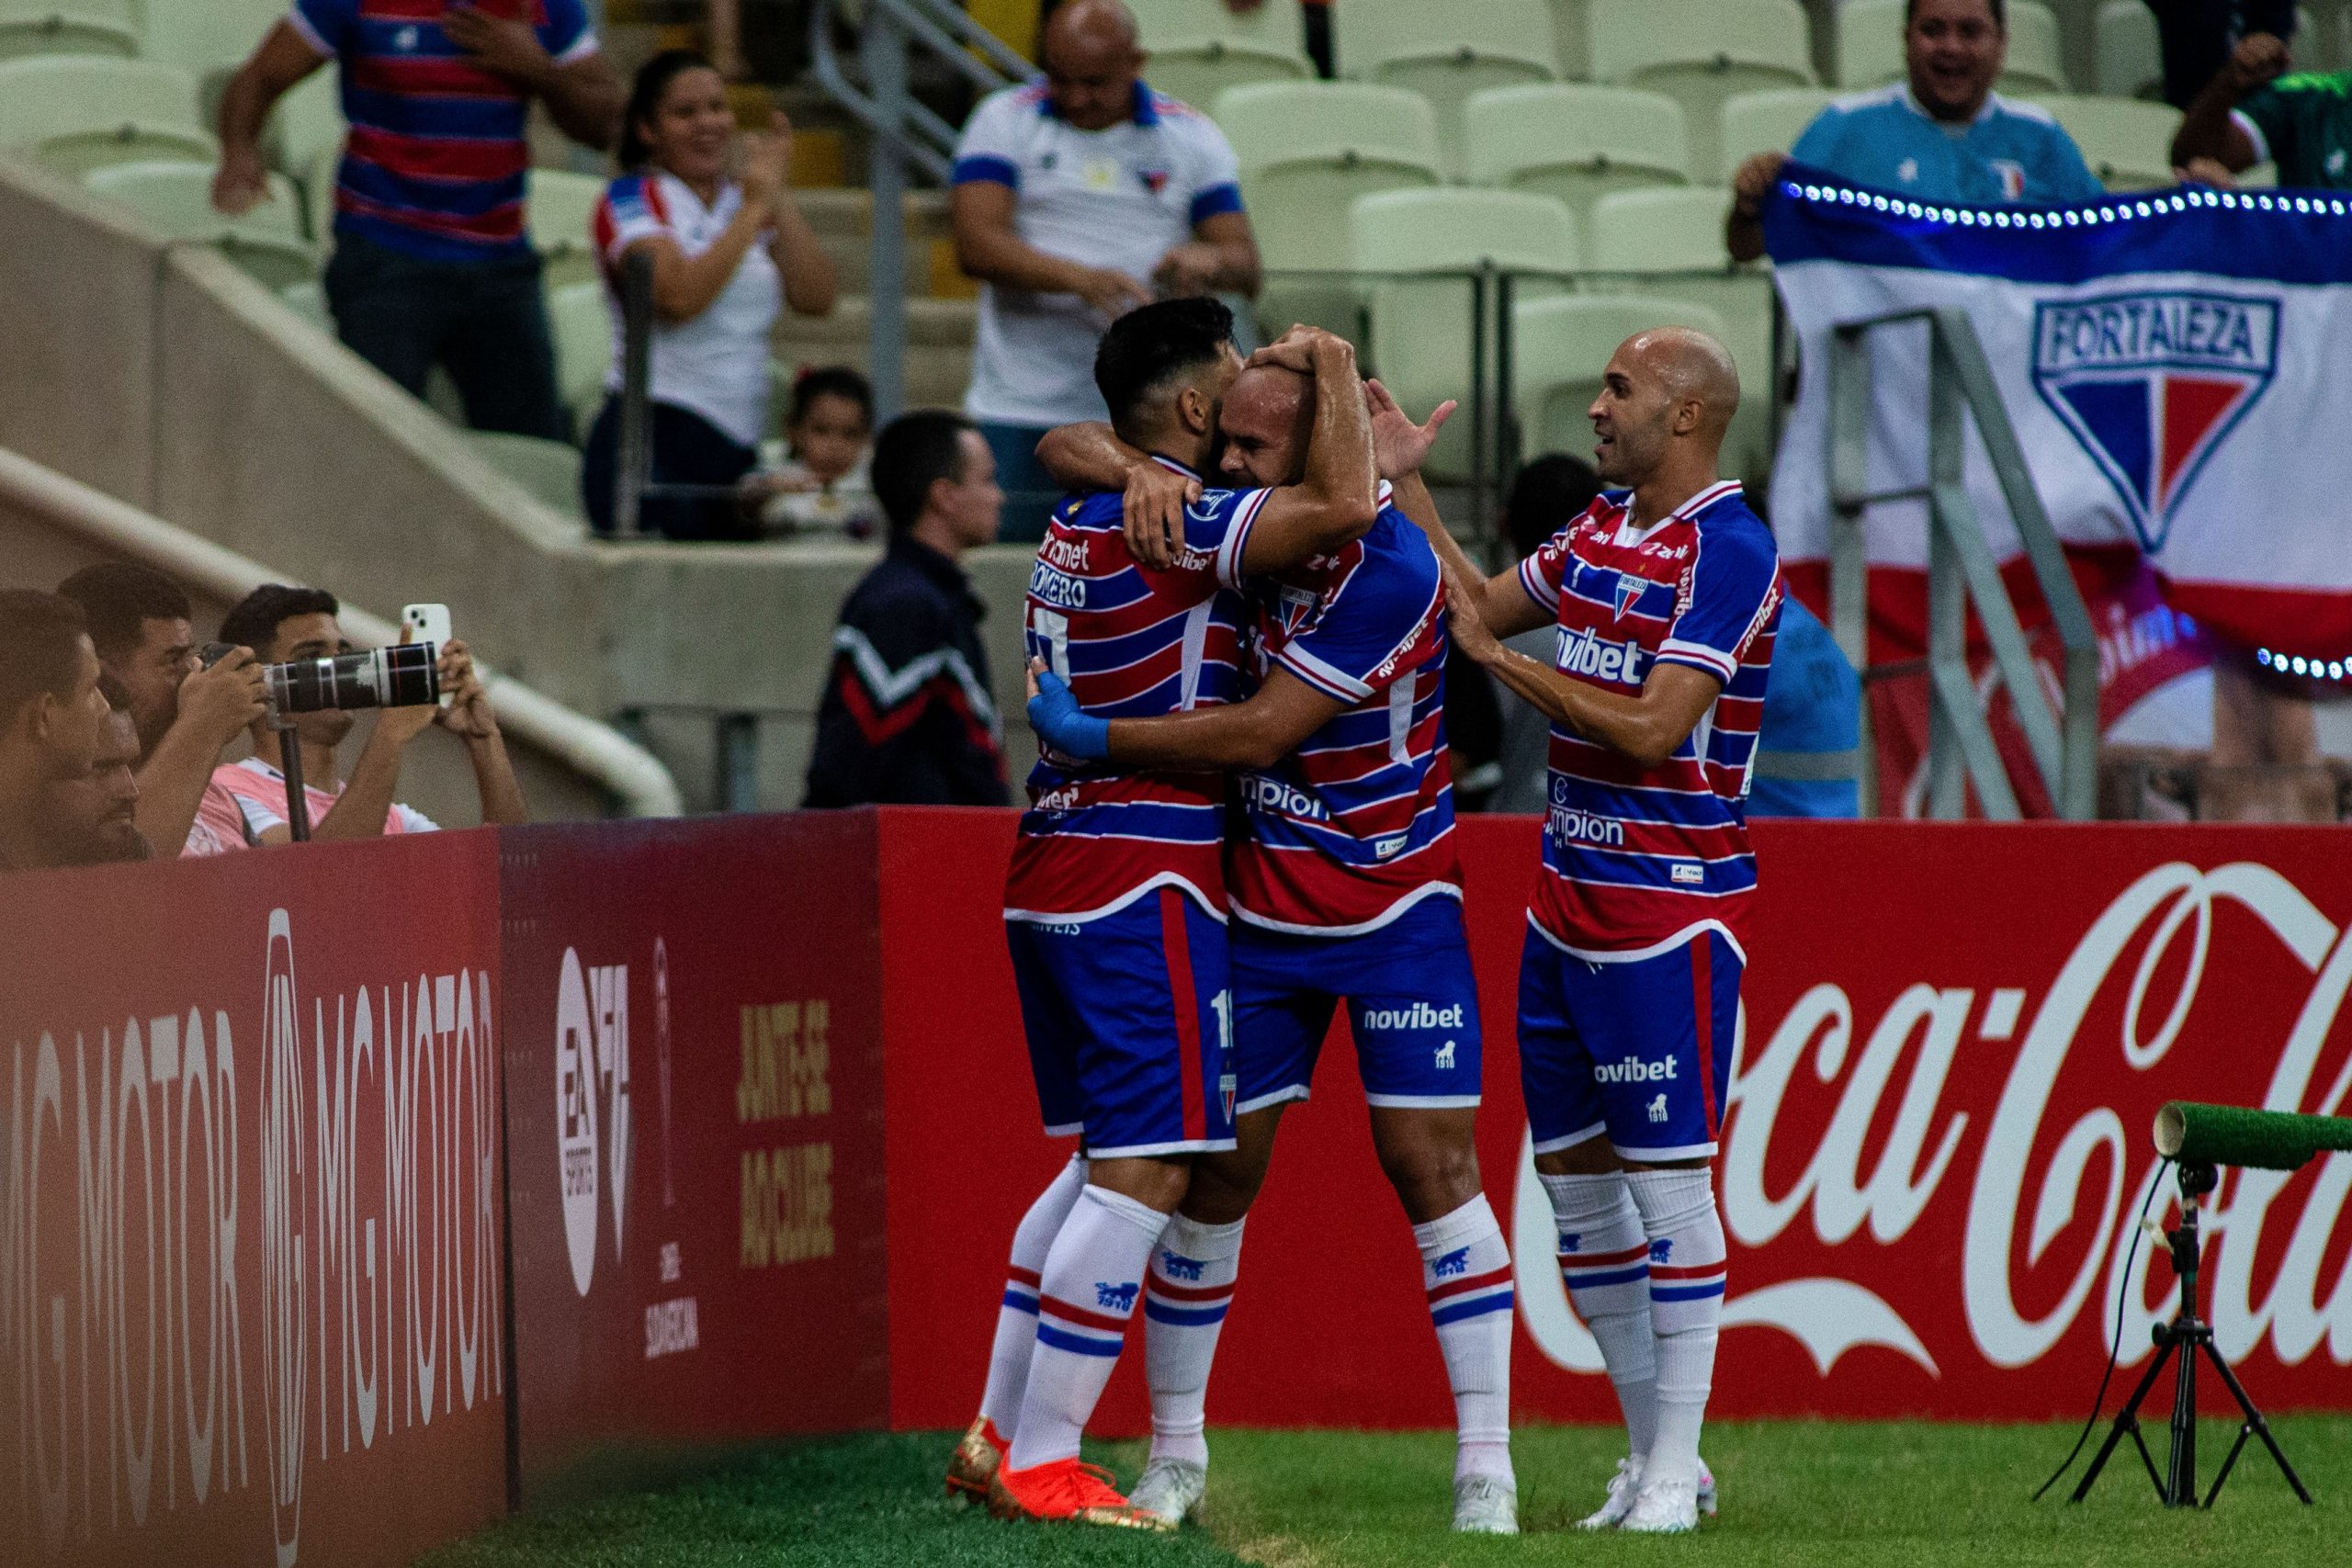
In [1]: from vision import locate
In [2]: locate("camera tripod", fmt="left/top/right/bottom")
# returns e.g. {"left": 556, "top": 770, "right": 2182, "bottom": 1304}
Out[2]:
{"left": 2071, "top": 1162, "right": 2312, "bottom": 1508}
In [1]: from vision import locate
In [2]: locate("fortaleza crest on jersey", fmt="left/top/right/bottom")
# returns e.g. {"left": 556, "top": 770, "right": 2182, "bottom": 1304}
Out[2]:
{"left": 2030, "top": 289, "right": 2278, "bottom": 551}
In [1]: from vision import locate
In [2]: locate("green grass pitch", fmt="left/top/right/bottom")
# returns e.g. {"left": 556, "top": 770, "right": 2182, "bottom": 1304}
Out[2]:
{"left": 422, "top": 1417, "right": 2351, "bottom": 1567}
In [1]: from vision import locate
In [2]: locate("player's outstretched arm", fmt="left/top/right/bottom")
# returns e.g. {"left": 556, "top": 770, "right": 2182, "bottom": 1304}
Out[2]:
{"left": 1367, "top": 379, "right": 1552, "bottom": 643}
{"left": 1234, "top": 330, "right": 1380, "bottom": 577}
{"left": 1447, "top": 569, "right": 1720, "bottom": 769}
{"left": 1028, "top": 661, "right": 1341, "bottom": 772}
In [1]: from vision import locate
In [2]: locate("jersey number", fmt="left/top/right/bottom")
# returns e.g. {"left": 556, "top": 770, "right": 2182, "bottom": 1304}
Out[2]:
{"left": 1031, "top": 608, "right": 1071, "bottom": 679}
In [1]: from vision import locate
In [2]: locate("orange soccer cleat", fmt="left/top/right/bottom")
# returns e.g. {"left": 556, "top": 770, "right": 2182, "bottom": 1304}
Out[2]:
{"left": 945, "top": 1416, "right": 1009, "bottom": 1501}
{"left": 987, "top": 1455, "right": 1172, "bottom": 1530}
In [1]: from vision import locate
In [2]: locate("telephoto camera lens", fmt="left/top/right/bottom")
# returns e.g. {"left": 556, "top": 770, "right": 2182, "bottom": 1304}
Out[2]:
{"left": 263, "top": 643, "right": 440, "bottom": 714}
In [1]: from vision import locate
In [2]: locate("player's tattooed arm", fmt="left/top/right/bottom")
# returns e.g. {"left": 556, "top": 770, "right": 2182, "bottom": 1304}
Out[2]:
{"left": 1237, "top": 329, "right": 1381, "bottom": 576}
{"left": 1446, "top": 568, "right": 1722, "bottom": 769}
{"left": 1032, "top": 423, "right": 1198, "bottom": 570}
{"left": 1028, "top": 660, "right": 1340, "bottom": 770}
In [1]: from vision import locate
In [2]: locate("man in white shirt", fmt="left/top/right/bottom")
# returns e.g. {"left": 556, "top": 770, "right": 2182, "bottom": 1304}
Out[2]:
{"left": 950, "top": 0, "right": 1261, "bottom": 539}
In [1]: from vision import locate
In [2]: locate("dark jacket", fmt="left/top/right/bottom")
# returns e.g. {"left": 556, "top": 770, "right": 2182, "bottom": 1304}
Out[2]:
{"left": 804, "top": 536, "right": 1010, "bottom": 807}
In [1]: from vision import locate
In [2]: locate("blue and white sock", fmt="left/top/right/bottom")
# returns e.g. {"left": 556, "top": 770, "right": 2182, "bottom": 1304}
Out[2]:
{"left": 1625, "top": 1168, "right": 1726, "bottom": 1488}
{"left": 1143, "top": 1213, "right": 1247, "bottom": 1468}
{"left": 1006, "top": 1184, "right": 1170, "bottom": 1472}
{"left": 978, "top": 1156, "right": 1089, "bottom": 1438}
{"left": 1541, "top": 1170, "right": 1657, "bottom": 1458}
{"left": 1415, "top": 1194, "right": 1516, "bottom": 1484}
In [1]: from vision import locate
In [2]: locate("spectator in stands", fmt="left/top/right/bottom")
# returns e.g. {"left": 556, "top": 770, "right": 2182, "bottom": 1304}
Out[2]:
{"left": 804, "top": 412, "right": 1012, "bottom": 807}
{"left": 2146, "top": 2, "right": 2297, "bottom": 110}
{"left": 0, "top": 591, "right": 111, "bottom": 874}
{"left": 213, "top": 1, "right": 624, "bottom": 441}
{"left": 953, "top": 0, "right": 1262, "bottom": 540}
{"left": 582, "top": 51, "right": 840, "bottom": 540}
{"left": 1490, "top": 456, "right": 1605, "bottom": 814}
{"left": 22, "top": 675, "right": 149, "bottom": 868}
{"left": 1727, "top": 0, "right": 2105, "bottom": 262}
{"left": 2170, "top": 30, "right": 2352, "bottom": 188}
{"left": 754, "top": 366, "right": 881, "bottom": 537}
{"left": 187, "top": 587, "right": 526, "bottom": 852}
{"left": 1747, "top": 598, "right": 1863, "bottom": 818}
{"left": 55, "top": 562, "right": 267, "bottom": 858}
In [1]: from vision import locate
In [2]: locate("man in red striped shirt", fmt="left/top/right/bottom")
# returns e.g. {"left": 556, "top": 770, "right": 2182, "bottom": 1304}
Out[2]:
{"left": 214, "top": 1, "right": 622, "bottom": 438}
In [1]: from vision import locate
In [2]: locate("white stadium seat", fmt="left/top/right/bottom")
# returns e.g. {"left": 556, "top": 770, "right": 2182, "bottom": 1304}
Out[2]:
{"left": 1589, "top": 0, "right": 1815, "bottom": 181}
{"left": 1340, "top": 0, "right": 1562, "bottom": 177}
{"left": 2093, "top": 0, "right": 2163, "bottom": 99}
{"left": 1463, "top": 84, "right": 1690, "bottom": 231}
{"left": 530, "top": 168, "right": 609, "bottom": 291}
{"left": 1129, "top": 0, "right": 1312, "bottom": 115}
{"left": 1719, "top": 87, "right": 1838, "bottom": 172}
{"left": 84, "top": 157, "right": 318, "bottom": 290}
{"left": 0, "top": 0, "right": 137, "bottom": 61}
{"left": 2034, "top": 94, "right": 2181, "bottom": 190}
{"left": 0, "top": 55, "right": 214, "bottom": 174}
{"left": 1511, "top": 292, "right": 1730, "bottom": 459}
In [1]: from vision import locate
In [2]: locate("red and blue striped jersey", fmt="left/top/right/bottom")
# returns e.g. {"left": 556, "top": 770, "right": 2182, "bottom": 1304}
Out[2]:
{"left": 1004, "top": 458, "right": 1261, "bottom": 924}
{"left": 1228, "top": 497, "right": 1461, "bottom": 935}
{"left": 288, "top": 0, "right": 599, "bottom": 262}
{"left": 1515, "top": 480, "right": 1783, "bottom": 958}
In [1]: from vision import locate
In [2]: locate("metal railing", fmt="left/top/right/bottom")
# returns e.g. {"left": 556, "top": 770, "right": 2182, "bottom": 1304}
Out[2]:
{"left": 1826, "top": 306, "right": 2098, "bottom": 821}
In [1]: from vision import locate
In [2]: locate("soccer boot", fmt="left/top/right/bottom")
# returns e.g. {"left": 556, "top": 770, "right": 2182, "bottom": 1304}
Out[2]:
{"left": 1620, "top": 1472, "right": 1701, "bottom": 1534}
{"left": 1576, "top": 1455, "right": 1645, "bottom": 1529}
{"left": 1698, "top": 1459, "right": 1718, "bottom": 1518}
{"left": 1452, "top": 1473, "right": 1521, "bottom": 1534}
{"left": 944, "top": 1416, "right": 1007, "bottom": 1502}
{"left": 987, "top": 1457, "right": 1172, "bottom": 1530}
{"left": 1127, "top": 1456, "right": 1208, "bottom": 1528}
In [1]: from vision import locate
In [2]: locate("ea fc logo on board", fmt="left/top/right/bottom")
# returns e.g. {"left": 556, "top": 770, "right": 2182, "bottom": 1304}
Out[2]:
{"left": 556, "top": 947, "right": 632, "bottom": 1297}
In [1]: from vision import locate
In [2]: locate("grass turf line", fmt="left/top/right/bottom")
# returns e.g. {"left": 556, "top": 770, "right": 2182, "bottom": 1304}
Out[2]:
{"left": 425, "top": 1417, "right": 2352, "bottom": 1568}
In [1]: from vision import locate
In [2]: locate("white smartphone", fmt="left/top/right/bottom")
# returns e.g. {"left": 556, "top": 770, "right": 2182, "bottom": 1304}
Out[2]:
{"left": 402, "top": 604, "right": 454, "bottom": 706}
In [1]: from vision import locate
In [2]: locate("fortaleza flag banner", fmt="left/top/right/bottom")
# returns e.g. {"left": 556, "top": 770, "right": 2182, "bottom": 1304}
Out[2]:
{"left": 1765, "top": 164, "right": 2352, "bottom": 659}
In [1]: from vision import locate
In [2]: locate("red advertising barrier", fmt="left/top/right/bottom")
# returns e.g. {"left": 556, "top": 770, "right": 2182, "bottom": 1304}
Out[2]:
{"left": 877, "top": 813, "right": 2352, "bottom": 1431}
{"left": 498, "top": 815, "right": 889, "bottom": 1504}
{"left": 0, "top": 834, "right": 509, "bottom": 1568}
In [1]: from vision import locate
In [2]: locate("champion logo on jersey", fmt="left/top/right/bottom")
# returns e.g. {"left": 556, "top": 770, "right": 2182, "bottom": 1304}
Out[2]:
{"left": 2031, "top": 289, "right": 2279, "bottom": 552}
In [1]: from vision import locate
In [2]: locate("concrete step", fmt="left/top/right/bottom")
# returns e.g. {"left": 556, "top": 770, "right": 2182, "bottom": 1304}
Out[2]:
{"left": 775, "top": 292, "right": 975, "bottom": 351}
{"left": 814, "top": 229, "right": 956, "bottom": 298}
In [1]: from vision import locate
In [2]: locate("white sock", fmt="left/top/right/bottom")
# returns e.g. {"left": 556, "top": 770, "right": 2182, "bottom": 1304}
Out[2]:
{"left": 1144, "top": 1213, "right": 1246, "bottom": 1468}
{"left": 1006, "top": 1184, "right": 1170, "bottom": 1472}
{"left": 978, "top": 1156, "right": 1090, "bottom": 1438}
{"left": 1624, "top": 1168, "right": 1725, "bottom": 1488}
{"left": 1540, "top": 1170, "right": 1657, "bottom": 1459}
{"left": 1413, "top": 1194, "right": 1515, "bottom": 1484}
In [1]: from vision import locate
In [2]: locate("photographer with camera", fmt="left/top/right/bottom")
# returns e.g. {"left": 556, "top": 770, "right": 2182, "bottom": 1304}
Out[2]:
{"left": 186, "top": 586, "right": 526, "bottom": 852}
{"left": 56, "top": 562, "right": 267, "bottom": 858}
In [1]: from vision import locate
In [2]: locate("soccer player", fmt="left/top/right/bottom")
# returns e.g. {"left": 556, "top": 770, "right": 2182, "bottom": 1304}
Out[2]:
{"left": 951, "top": 299, "right": 1384, "bottom": 1528}
{"left": 1432, "top": 327, "right": 1779, "bottom": 1534}
{"left": 1027, "top": 346, "right": 1519, "bottom": 1534}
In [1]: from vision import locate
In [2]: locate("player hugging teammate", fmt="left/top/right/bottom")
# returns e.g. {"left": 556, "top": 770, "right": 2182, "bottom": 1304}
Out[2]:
{"left": 949, "top": 302, "right": 1780, "bottom": 1540}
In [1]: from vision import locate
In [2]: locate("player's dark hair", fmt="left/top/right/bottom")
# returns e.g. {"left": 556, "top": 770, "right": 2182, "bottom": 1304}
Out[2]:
{"left": 56, "top": 561, "right": 192, "bottom": 660}
{"left": 1906, "top": 0, "right": 2004, "bottom": 28}
{"left": 218, "top": 585, "right": 339, "bottom": 662}
{"left": 0, "top": 590, "right": 88, "bottom": 731}
{"left": 788, "top": 365, "right": 875, "bottom": 434}
{"left": 871, "top": 411, "right": 976, "bottom": 536}
{"left": 1094, "top": 297, "right": 1236, "bottom": 444}
{"left": 1504, "top": 454, "right": 1604, "bottom": 562}
{"left": 620, "top": 49, "right": 719, "bottom": 170}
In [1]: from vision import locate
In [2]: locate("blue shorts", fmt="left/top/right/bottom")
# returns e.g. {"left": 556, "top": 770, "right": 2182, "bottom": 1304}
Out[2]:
{"left": 1518, "top": 925, "right": 1740, "bottom": 1162}
{"left": 1230, "top": 896, "right": 1483, "bottom": 1114}
{"left": 1006, "top": 886, "right": 1238, "bottom": 1157}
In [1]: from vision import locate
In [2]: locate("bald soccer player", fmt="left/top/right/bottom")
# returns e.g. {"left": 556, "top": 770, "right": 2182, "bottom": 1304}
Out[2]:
{"left": 1028, "top": 331, "right": 1520, "bottom": 1533}
{"left": 1430, "top": 329, "right": 1781, "bottom": 1535}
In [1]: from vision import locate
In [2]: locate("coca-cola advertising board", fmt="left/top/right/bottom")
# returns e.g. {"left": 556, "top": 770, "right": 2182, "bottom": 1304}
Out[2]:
{"left": 876, "top": 813, "right": 2352, "bottom": 1430}
{"left": 0, "top": 835, "right": 509, "bottom": 1568}
{"left": 499, "top": 815, "right": 890, "bottom": 1505}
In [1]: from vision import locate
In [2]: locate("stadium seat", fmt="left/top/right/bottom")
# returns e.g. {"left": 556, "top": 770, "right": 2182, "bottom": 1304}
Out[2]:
{"left": 139, "top": 0, "right": 281, "bottom": 76}
{"left": 1588, "top": 0, "right": 1815, "bottom": 182}
{"left": 277, "top": 278, "right": 331, "bottom": 333}
{"left": 1214, "top": 81, "right": 1442, "bottom": 335}
{"left": 549, "top": 280, "right": 615, "bottom": 435}
{"left": 1462, "top": 84, "right": 1690, "bottom": 231}
{"left": 84, "top": 157, "right": 318, "bottom": 290}
{"left": 1719, "top": 87, "right": 1837, "bottom": 172}
{"left": 0, "top": 56, "right": 214, "bottom": 175}
{"left": 530, "top": 168, "right": 608, "bottom": 291}
{"left": 1339, "top": 0, "right": 1561, "bottom": 177}
{"left": 1840, "top": 0, "right": 2069, "bottom": 95}
{"left": 1584, "top": 186, "right": 1775, "bottom": 482}
{"left": 466, "top": 432, "right": 586, "bottom": 517}
{"left": 1350, "top": 187, "right": 1579, "bottom": 479}
{"left": 2034, "top": 94, "right": 2180, "bottom": 189}
{"left": 1130, "top": 0, "right": 1312, "bottom": 112}
{"left": 1510, "top": 293, "right": 1730, "bottom": 460}
{"left": 0, "top": 0, "right": 136, "bottom": 61}
{"left": 1999, "top": 3, "right": 2070, "bottom": 96}
{"left": 2093, "top": 0, "right": 2162, "bottom": 98}
{"left": 1548, "top": 0, "right": 1593, "bottom": 79}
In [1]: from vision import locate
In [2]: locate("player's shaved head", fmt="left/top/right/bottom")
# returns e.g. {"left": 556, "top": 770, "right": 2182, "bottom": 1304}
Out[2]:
{"left": 1628, "top": 327, "right": 1740, "bottom": 436}
{"left": 1588, "top": 326, "right": 1739, "bottom": 490}
{"left": 1217, "top": 363, "right": 1315, "bottom": 488}
{"left": 1042, "top": 0, "right": 1143, "bottom": 130}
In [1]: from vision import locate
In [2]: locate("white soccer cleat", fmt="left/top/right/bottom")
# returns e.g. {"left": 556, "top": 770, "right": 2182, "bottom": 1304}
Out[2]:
{"left": 1620, "top": 1472, "right": 1701, "bottom": 1534}
{"left": 1452, "top": 1473, "right": 1520, "bottom": 1534}
{"left": 1577, "top": 1455, "right": 1645, "bottom": 1530}
{"left": 1698, "top": 1460, "right": 1718, "bottom": 1518}
{"left": 1126, "top": 1457, "right": 1207, "bottom": 1528}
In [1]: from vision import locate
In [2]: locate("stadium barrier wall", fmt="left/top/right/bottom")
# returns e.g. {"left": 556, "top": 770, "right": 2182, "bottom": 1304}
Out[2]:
{"left": 7, "top": 813, "right": 2352, "bottom": 1562}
